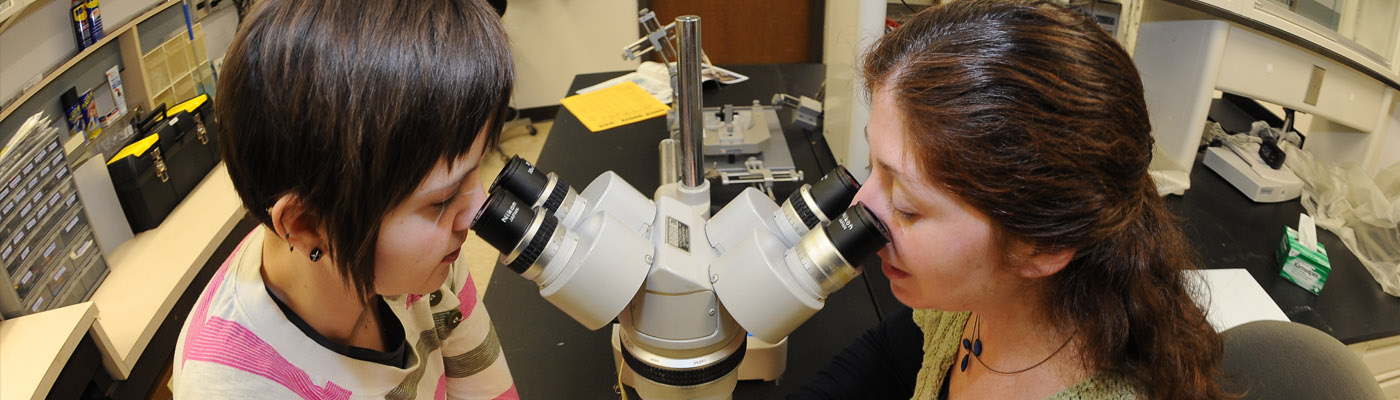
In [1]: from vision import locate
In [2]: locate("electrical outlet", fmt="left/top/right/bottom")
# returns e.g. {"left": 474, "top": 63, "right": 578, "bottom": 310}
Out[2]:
{"left": 190, "top": 0, "right": 232, "bottom": 21}
{"left": 191, "top": 0, "right": 210, "bottom": 20}
{"left": 207, "top": 0, "right": 231, "bottom": 15}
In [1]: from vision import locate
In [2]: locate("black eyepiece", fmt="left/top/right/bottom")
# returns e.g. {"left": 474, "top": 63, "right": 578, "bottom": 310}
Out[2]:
{"left": 490, "top": 155, "right": 552, "bottom": 205}
{"left": 809, "top": 166, "right": 861, "bottom": 221}
{"left": 825, "top": 202, "right": 890, "bottom": 265}
{"left": 472, "top": 187, "right": 538, "bottom": 254}
{"left": 785, "top": 166, "right": 863, "bottom": 230}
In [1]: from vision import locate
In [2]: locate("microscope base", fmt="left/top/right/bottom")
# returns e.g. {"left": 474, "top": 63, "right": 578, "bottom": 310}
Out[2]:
{"left": 610, "top": 324, "right": 788, "bottom": 391}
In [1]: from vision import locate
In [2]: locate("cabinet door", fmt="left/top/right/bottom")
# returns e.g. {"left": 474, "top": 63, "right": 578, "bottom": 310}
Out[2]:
{"left": 1216, "top": 25, "right": 1384, "bottom": 133}
{"left": 646, "top": 0, "right": 818, "bottom": 64}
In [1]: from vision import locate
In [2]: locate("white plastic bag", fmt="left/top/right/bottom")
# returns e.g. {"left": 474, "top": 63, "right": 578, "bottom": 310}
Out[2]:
{"left": 1283, "top": 145, "right": 1400, "bottom": 297}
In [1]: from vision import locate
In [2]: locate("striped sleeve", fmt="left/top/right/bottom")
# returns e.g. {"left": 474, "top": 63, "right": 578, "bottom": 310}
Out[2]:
{"left": 437, "top": 262, "right": 517, "bottom": 400}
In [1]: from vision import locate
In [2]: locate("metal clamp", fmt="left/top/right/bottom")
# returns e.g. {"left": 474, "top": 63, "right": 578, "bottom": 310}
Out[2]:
{"left": 195, "top": 115, "right": 209, "bottom": 144}
{"left": 153, "top": 147, "right": 169, "bottom": 182}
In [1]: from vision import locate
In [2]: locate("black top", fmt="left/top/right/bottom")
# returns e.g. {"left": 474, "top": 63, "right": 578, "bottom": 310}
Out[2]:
{"left": 1164, "top": 154, "right": 1400, "bottom": 344}
{"left": 264, "top": 284, "right": 410, "bottom": 368}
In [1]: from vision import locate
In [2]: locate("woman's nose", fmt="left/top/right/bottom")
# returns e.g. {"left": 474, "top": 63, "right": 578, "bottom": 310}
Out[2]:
{"left": 850, "top": 179, "right": 889, "bottom": 224}
{"left": 456, "top": 189, "right": 486, "bottom": 232}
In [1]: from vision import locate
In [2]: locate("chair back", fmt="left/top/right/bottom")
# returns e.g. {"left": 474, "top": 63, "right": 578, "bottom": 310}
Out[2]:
{"left": 1221, "top": 320, "right": 1385, "bottom": 400}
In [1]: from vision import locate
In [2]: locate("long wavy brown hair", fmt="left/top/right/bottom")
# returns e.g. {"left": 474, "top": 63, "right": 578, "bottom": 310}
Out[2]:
{"left": 863, "top": 1, "right": 1229, "bottom": 398}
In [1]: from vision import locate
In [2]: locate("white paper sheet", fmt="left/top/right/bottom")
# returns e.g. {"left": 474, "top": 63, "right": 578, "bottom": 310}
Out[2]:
{"left": 1184, "top": 268, "right": 1290, "bottom": 332}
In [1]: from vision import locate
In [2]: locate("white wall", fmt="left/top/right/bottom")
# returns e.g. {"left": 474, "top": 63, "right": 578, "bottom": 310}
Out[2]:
{"left": 500, "top": 0, "right": 638, "bottom": 110}
{"left": 5, "top": 0, "right": 634, "bottom": 117}
{"left": 822, "top": 0, "right": 885, "bottom": 181}
{"left": 200, "top": 4, "right": 240, "bottom": 66}
{"left": 0, "top": 0, "right": 165, "bottom": 105}
{"left": 1373, "top": 96, "right": 1400, "bottom": 176}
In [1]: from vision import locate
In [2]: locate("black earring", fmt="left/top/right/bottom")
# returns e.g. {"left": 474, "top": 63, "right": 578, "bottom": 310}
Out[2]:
{"left": 286, "top": 233, "right": 293, "bottom": 252}
{"left": 309, "top": 248, "right": 323, "bottom": 262}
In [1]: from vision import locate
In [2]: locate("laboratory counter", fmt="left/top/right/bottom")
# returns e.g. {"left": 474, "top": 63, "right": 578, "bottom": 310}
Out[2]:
{"left": 1165, "top": 155, "right": 1400, "bottom": 345}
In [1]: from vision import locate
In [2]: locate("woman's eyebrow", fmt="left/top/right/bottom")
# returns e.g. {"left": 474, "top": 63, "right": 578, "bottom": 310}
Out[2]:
{"left": 863, "top": 126, "right": 905, "bottom": 183}
{"left": 420, "top": 163, "right": 481, "bottom": 198}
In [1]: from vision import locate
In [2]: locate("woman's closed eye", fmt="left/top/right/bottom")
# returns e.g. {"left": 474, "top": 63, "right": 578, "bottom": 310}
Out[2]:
{"left": 433, "top": 187, "right": 481, "bottom": 223}
{"left": 893, "top": 207, "right": 917, "bottom": 220}
{"left": 433, "top": 196, "right": 455, "bottom": 209}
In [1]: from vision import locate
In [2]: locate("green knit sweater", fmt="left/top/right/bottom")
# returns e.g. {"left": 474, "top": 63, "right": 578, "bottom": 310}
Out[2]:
{"left": 910, "top": 309, "right": 1139, "bottom": 400}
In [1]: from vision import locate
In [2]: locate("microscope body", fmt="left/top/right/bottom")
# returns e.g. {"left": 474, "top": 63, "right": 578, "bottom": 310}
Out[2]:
{"left": 474, "top": 155, "right": 885, "bottom": 399}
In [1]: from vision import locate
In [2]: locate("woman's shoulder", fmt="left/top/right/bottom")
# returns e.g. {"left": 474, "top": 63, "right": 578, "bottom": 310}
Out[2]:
{"left": 1047, "top": 371, "right": 1140, "bottom": 400}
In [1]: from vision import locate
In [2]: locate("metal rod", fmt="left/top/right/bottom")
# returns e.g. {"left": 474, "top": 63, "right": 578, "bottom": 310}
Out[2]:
{"left": 676, "top": 15, "right": 703, "bottom": 188}
{"left": 658, "top": 138, "right": 679, "bottom": 186}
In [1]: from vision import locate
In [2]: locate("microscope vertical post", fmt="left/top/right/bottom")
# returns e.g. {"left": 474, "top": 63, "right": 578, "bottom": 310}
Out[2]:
{"left": 676, "top": 15, "right": 704, "bottom": 189}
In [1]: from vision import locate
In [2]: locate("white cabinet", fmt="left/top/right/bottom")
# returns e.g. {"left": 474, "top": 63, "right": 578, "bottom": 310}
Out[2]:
{"left": 1135, "top": 1, "right": 1396, "bottom": 194}
{"left": 1215, "top": 25, "right": 1386, "bottom": 133}
{"left": 1350, "top": 335, "right": 1400, "bottom": 400}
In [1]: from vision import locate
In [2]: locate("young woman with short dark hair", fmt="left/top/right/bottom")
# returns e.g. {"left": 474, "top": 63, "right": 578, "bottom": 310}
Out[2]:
{"left": 172, "top": 0, "right": 518, "bottom": 398}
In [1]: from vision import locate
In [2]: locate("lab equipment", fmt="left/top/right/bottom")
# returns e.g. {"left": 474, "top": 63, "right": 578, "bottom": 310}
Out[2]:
{"left": 472, "top": 16, "right": 890, "bottom": 399}
{"left": 700, "top": 102, "right": 803, "bottom": 197}
{"left": 1202, "top": 121, "right": 1304, "bottom": 203}
{"left": 771, "top": 93, "right": 823, "bottom": 132}
{"left": 622, "top": 9, "right": 805, "bottom": 197}
{"left": 475, "top": 158, "right": 884, "bottom": 399}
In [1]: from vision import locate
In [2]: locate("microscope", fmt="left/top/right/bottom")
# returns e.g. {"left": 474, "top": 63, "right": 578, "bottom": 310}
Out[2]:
{"left": 470, "top": 15, "right": 889, "bottom": 399}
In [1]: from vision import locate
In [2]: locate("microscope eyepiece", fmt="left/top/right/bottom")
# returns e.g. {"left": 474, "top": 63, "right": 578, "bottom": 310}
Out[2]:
{"left": 472, "top": 187, "right": 563, "bottom": 275}
{"left": 472, "top": 187, "right": 537, "bottom": 256}
{"left": 809, "top": 166, "right": 861, "bottom": 221}
{"left": 782, "top": 165, "right": 864, "bottom": 231}
{"left": 826, "top": 202, "right": 890, "bottom": 265}
{"left": 491, "top": 155, "right": 552, "bottom": 205}
{"left": 489, "top": 154, "right": 573, "bottom": 214}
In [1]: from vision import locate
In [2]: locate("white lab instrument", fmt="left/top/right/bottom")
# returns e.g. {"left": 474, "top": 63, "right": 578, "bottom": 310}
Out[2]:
{"left": 1203, "top": 144, "right": 1303, "bottom": 203}
{"left": 472, "top": 16, "right": 890, "bottom": 400}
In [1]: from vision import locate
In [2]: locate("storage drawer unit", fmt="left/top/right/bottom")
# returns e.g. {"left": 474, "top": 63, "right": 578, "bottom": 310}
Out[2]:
{"left": 0, "top": 122, "right": 106, "bottom": 318}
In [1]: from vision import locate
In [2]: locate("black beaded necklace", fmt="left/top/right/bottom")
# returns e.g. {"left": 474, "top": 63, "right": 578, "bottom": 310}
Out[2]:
{"left": 959, "top": 315, "right": 1077, "bottom": 374}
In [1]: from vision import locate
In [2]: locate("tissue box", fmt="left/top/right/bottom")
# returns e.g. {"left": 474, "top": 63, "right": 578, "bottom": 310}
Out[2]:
{"left": 1277, "top": 226, "right": 1331, "bottom": 295}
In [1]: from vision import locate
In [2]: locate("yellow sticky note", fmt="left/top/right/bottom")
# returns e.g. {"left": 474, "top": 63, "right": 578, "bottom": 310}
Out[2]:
{"left": 560, "top": 81, "right": 669, "bottom": 132}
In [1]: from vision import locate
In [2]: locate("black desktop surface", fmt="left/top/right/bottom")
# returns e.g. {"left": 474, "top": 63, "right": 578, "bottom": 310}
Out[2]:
{"left": 1164, "top": 154, "right": 1400, "bottom": 344}
{"left": 483, "top": 64, "right": 904, "bottom": 399}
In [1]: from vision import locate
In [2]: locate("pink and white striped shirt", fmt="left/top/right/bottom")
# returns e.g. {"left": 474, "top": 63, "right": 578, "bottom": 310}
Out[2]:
{"left": 172, "top": 228, "right": 517, "bottom": 399}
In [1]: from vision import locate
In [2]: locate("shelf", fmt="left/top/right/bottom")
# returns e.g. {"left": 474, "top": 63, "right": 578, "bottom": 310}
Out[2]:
{"left": 88, "top": 164, "right": 245, "bottom": 379}
{"left": 0, "top": 302, "right": 97, "bottom": 400}
{"left": 0, "top": 0, "right": 184, "bottom": 124}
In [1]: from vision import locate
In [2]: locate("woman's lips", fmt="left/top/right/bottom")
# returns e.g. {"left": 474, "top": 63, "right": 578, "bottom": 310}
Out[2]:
{"left": 443, "top": 248, "right": 461, "bottom": 263}
{"left": 882, "top": 261, "right": 909, "bottom": 279}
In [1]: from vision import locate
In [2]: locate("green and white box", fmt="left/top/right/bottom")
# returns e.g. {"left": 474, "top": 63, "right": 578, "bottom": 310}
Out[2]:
{"left": 1277, "top": 226, "right": 1331, "bottom": 295}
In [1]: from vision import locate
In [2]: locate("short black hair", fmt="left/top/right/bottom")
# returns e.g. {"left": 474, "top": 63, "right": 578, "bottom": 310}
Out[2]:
{"left": 217, "top": 0, "right": 513, "bottom": 302}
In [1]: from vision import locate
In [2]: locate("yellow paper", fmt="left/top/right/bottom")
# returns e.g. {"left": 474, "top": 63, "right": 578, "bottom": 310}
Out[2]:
{"left": 560, "top": 81, "right": 669, "bottom": 132}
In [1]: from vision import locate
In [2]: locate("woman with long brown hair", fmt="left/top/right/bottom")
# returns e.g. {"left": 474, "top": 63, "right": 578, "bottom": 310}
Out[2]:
{"left": 793, "top": 1, "right": 1228, "bottom": 398}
